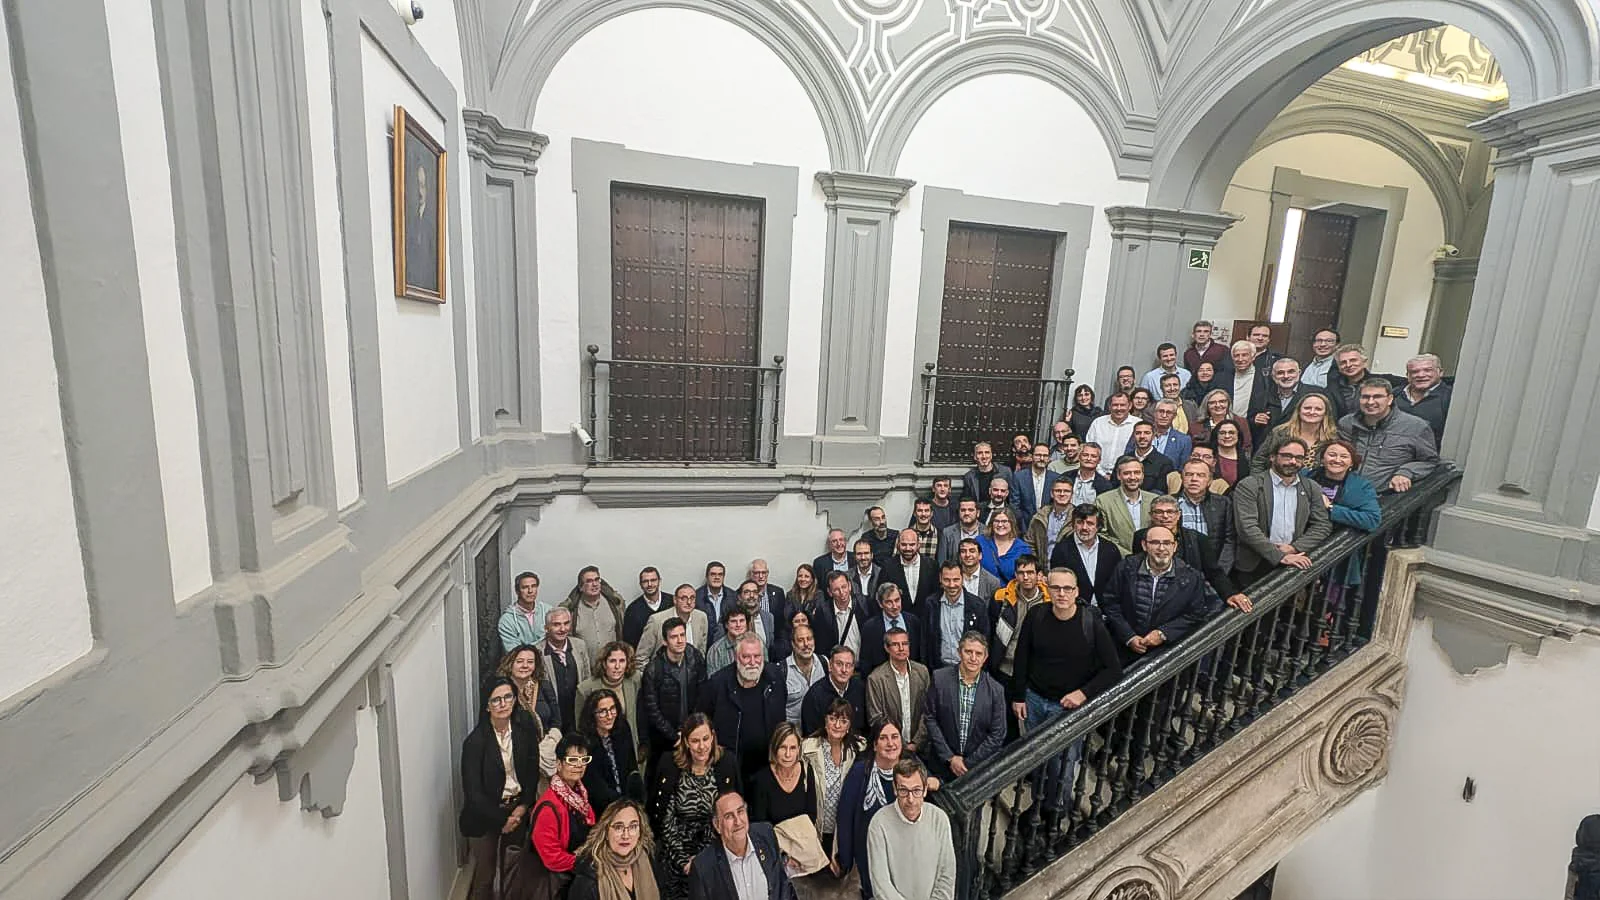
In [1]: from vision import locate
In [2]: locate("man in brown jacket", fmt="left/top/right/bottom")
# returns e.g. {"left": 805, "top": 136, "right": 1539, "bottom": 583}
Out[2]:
{"left": 865, "top": 626, "right": 930, "bottom": 753}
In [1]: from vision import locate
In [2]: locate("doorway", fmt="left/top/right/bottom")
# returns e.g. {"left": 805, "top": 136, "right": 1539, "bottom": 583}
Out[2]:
{"left": 1267, "top": 207, "right": 1357, "bottom": 364}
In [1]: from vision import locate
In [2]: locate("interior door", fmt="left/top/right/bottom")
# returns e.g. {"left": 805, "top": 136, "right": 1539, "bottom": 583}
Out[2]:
{"left": 1283, "top": 210, "right": 1356, "bottom": 365}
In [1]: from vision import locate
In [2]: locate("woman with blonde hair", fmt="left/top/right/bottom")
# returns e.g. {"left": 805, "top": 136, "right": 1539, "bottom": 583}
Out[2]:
{"left": 1253, "top": 392, "right": 1338, "bottom": 473}
{"left": 976, "top": 507, "right": 1031, "bottom": 582}
{"left": 784, "top": 564, "right": 821, "bottom": 630}
{"left": 568, "top": 798, "right": 660, "bottom": 900}
{"left": 648, "top": 713, "right": 738, "bottom": 899}
{"left": 1189, "top": 388, "right": 1253, "bottom": 456}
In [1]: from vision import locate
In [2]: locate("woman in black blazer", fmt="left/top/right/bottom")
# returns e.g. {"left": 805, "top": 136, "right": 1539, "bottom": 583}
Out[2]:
{"left": 578, "top": 687, "right": 644, "bottom": 813}
{"left": 459, "top": 676, "right": 543, "bottom": 900}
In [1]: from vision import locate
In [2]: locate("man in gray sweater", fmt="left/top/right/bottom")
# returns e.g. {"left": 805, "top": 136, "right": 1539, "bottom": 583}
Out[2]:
{"left": 866, "top": 759, "right": 957, "bottom": 900}
{"left": 1337, "top": 377, "right": 1440, "bottom": 493}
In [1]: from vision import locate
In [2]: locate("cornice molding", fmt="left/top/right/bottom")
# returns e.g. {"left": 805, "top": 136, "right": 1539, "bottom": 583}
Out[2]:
{"left": 462, "top": 107, "right": 549, "bottom": 172}
{"left": 1432, "top": 256, "right": 1480, "bottom": 282}
{"left": 1103, "top": 205, "right": 1241, "bottom": 244}
{"left": 814, "top": 171, "right": 915, "bottom": 213}
{"left": 1473, "top": 84, "right": 1600, "bottom": 159}
{"left": 1304, "top": 67, "right": 1504, "bottom": 130}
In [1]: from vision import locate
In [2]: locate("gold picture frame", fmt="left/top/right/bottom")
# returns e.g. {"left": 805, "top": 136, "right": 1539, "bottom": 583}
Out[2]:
{"left": 392, "top": 105, "right": 447, "bottom": 303}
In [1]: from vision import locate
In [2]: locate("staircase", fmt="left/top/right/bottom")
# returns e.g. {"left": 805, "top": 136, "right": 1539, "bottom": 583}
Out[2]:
{"left": 932, "top": 469, "right": 1460, "bottom": 900}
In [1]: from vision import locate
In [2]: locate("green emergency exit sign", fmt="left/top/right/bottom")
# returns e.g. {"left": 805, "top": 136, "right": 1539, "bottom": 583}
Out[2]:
{"left": 1188, "top": 249, "right": 1211, "bottom": 270}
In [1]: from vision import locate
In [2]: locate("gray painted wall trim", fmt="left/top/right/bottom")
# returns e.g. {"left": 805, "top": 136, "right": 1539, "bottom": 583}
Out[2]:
{"left": 464, "top": 108, "right": 547, "bottom": 434}
{"left": 811, "top": 171, "right": 914, "bottom": 466}
{"left": 905, "top": 186, "right": 1095, "bottom": 452}
{"left": 570, "top": 139, "right": 799, "bottom": 459}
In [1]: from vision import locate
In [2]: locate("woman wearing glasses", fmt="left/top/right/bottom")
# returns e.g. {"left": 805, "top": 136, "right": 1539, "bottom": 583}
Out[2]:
{"left": 460, "top": 676, "right": 543, "bottom": 900}
{"left": 578, "top": 688, "right": 643, "bottom": 813}
{"left": 528, "top": 733, "right": 598, "bottom": 894}
{"left": 568, "top": 799, "right": 660, "bottom": 900}
{"left": 649, "top": 713, "right": 739, "bottom": 900}
{"left": 834, "top": 720, "right": 940, "bottom": 899}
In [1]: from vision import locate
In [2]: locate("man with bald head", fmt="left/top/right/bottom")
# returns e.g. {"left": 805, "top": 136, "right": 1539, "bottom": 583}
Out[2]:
{"left": 1099, "top": 524, "right": 1219, "bottom": 666}
{"left": 883, "top": 527, "right": 938, "bottom": 611}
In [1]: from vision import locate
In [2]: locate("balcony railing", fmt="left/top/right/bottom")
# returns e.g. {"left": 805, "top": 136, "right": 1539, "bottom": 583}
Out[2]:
{"left": 585, "top": 346, "right": 784, "bottom": 465}
{"left": 931, "top": 466, "right": 1461, "bottom": 899}
{"left": 917, "top": 365, "right": 1076, "bottom": 465}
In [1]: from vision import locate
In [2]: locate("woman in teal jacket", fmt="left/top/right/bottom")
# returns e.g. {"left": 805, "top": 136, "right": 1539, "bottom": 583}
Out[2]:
{"left": 1309, "top": 439, "right": 1381, "bottom": 638}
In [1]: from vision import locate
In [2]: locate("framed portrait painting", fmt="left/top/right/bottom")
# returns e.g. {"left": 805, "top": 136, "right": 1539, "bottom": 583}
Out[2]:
{"left": 392, "top": 105, "right": 447, "bottom": 303}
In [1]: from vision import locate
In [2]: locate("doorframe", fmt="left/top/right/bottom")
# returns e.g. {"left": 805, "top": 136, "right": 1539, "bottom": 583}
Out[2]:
{"left": 1258, "top": 167, "right": 1408, "bottom": 352}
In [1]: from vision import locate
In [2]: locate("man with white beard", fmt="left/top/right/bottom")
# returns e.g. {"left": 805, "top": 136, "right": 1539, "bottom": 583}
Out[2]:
{"left": 699, "top": 633, "right": 787, "bottom": 786}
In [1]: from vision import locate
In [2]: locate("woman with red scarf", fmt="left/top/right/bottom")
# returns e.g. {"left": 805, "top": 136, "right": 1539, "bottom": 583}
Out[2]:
{"left": 527, "top": 733, "right": 597, "bottom": 897}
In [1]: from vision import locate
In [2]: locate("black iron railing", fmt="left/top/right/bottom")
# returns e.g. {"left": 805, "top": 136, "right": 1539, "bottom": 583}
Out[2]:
{"left": 918, "top": 365, "right": 1075, "bottom": 465}
{"left": 585, "top": 346, "right": 784, "bottom": 465}
{"left": 932, "top": 466, "right": 1461, "bottom": 899}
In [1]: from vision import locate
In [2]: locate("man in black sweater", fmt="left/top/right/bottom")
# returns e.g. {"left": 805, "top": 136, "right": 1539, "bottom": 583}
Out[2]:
{"left": 1009, "top": 567, "right": 1123, "bottom": 817}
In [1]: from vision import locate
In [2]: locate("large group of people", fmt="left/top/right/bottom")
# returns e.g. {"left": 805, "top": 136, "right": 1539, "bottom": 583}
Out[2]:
{"left": 463, "top": 321, "right": 1447, "bottom": 900}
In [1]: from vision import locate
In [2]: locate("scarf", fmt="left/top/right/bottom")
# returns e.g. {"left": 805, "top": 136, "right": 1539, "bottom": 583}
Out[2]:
{"left": 596, "top": 844, "right": 660, "bottom": 900}
{"left": 551, "top": 774, "right": 595, "bottom": 823}
{"left": 863, "top": 762, "right": 895, "bottom": 811}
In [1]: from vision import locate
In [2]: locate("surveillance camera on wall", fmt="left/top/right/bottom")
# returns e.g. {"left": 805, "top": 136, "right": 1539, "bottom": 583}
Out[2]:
{"left": 1437, "top": 243, "right": 1461, "bottom": 258}
{"left": 571, "top": 424, "right": 595, "bottom": 448}
{"left": 392, "top": 0, "right": 423, "bottom": 24}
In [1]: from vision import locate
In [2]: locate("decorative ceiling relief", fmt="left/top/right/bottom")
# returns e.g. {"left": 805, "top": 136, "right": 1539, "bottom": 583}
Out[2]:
{"left": 1344, "top": 26, "right": 1508, "bottom": 101}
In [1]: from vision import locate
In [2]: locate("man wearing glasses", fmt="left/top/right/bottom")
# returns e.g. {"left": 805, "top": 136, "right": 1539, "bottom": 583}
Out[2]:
{"left": 689, "top": 791, "right": 795, "bottom": 900}
{"left": 1231, "top": 437, "right": 1333, "bottom": 588}
{"left": 865, "top": 759, "right": 957, "bottom": 900}
{"left": 1099, "top": 524, "right": 1221, "bottom": 667}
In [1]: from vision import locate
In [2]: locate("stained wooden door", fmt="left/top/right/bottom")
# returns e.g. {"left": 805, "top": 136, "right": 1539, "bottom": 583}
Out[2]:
{"left": 931, "top": 223, "right": 1057, "bottom": 462}
{"left": 610, "top": 185, "right": 763, "bottom": 461}
{"left": 1283, "top": 210, "right": 1356, "bottom": 365}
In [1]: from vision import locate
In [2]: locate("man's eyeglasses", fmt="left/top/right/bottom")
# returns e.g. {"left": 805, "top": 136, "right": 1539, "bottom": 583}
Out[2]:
{"left": 894, "top": 786, "right": 926, "bottom": 799}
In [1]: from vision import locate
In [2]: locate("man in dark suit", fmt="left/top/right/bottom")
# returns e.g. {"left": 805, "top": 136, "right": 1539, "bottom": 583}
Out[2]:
{"left": 1009, "top": 442, "right": 1061, "bottom": 523}
{"left": 696, "top": 561, "right": 734, "bottom": 646}
{"left": 810, "top": 571, "right": 867, "bottom": 668}
{"left": 1049, "top": 504, "right": 1122, "bottom": 609}
{"left": 800, "top": 646, "right": 867, "bottom": 733}
{"left": 1232, "top": 436, "right": 1334, "bottom": 587}
{"left": 813, "top": 528, "right": 850, "bottom": 580}
{"left": 622, "top": 566, "right": 670, "bottom": 651}
{"left": 922, "top": 632, "right": 1006, "bottom": 781}
{"left": 1100, "top": 526, "right": 1219, "bottom": 667}
{"left": 1125, "top": 421, "right": 1176, "bottom": 493}
{"left": 690, "top": 792, "right": 796, "bottom": 900}
{"left": 882, "top": 528, "right": 938, "bottom": 615}
{"left": 847, "top": 539, "right": 885, "bottom": 612}
{"left": 1247, "top": 356, "right": 1314, "bottom": 448}
{"left": 1247, "top": 323, "right": 1284, "bottom": 373}
{"left": 936, "top": 497, "right": 985, "bottom": 567}
{"left": 860, "top": 583, "right": 926, "bottom": 674}
{"left": 921, "top": 563, "right": 990, "bottom": 671}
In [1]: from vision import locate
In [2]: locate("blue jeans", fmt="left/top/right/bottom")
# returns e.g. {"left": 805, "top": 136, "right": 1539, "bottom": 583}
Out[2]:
{"left": 1024, "top": 690, "right": 1085, "bottom": 813}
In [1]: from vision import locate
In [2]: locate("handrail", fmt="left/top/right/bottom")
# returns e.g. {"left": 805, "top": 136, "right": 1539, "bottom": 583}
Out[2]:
{"left": 932, "top": 465, "right": 1461, "bottom": 897}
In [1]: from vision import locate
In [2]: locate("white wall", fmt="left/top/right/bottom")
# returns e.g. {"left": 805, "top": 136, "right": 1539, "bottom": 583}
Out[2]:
{"left": 362, "top": 34, "right": 464, "bottom": 484}
{"left": 105, "top": 0, "right": 213, "bottom": 601}
{"left": 1276, "top": 619, "right": 1600, "bottom": 900}
{"left": 1203, "top": 133, "right": 1446, "bottom": 374}
{"left": 880, "top": 73, "right": 1149, "bottom": 432}
{"left": 391, "top": 605, "right": 458, "bottom": 900}
{"left": 131, "top": 707, "right": 391, "bottom": 899}
{"left": 303, "top": 0, "right": 362, "bottom": 510}
{"left": 505, "top": 491, "right": 938, "bottom": 599}
{"left": 532, "top": 8, "right": 831, "bottom": 436}
{"left": 0, "top": 9, "right": 94, "bottom": 705}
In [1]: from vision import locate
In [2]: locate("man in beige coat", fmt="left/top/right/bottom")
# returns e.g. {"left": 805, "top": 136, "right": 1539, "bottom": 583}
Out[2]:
{"left": 864, "top": 626, "right": 930, "bottom": 753}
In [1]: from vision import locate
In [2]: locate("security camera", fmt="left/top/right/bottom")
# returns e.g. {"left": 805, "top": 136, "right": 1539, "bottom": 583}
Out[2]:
{"left": 1437, "top": 243, "right": 1461, "bottom": 258}
{"left": 570, "top": 424, "right": 595, "bottom": 448}
{"left": 392, "top": 0, "right": 423, "bottom": 24}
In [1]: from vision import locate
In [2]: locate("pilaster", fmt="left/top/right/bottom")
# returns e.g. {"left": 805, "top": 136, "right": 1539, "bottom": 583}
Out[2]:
{"left": 464, "top": 109, "right": 547, "bottom": 454}
{"left": 1096, "top": 207, "right": 1240, "bottom": 385}
{"left": 1419, "top": 255, "right": 1478, "bottom": 372}
{"left": 1434, "top": 85, "right": 1600, "bottom": 594}
{"left": 811, "top": 171, "right": 915, "bottom": 466}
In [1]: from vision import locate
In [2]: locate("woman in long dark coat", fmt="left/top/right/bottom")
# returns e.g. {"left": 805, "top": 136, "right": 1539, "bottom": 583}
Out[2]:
{"left": 460, "top": 676, "right": 542, "bottom": 900}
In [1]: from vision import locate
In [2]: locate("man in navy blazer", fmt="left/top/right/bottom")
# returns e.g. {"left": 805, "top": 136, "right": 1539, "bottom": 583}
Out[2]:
{"left": 882, "top": 529, "right": 938, "bottom": 612}
{"left": 921, "top": 562, "right": 991, "bottom": 671}
{"left": 696, "top": 561, "right": 735, "bottom": 646}
{"left": 1049, "top": 504, "right": 1123, "bottom": 609}
{"left": 860, "top": 583, "right": 927, "bottom": 674}
{"left": 689, "top": 792, "right": 795, "bottom": 900}
{"left": 1009, "top": 442, "right": 1062, "bottom": 523}
{"left": 810, "top": 571, "right": 868, "bottom": 667}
